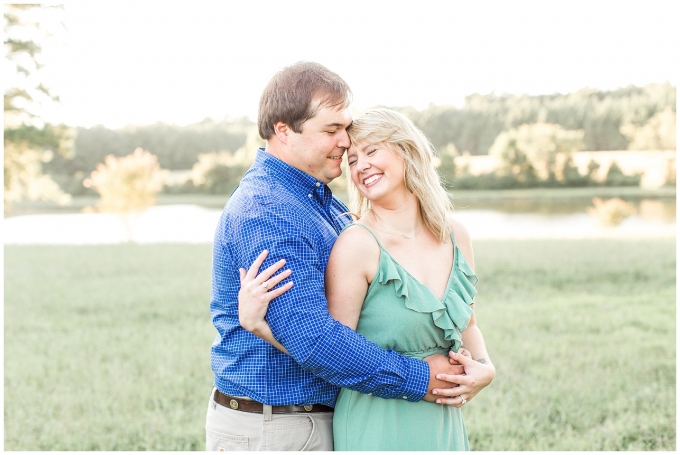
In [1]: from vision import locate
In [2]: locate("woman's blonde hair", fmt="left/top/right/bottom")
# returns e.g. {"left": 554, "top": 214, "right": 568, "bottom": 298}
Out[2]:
{"left": 346, "top": 108, "right": 453, "bottom": 242}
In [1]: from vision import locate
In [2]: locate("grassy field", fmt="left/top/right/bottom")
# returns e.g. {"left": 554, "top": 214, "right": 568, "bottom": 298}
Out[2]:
{"left": 4, "top": 239, "right": 676, "bottom": 450}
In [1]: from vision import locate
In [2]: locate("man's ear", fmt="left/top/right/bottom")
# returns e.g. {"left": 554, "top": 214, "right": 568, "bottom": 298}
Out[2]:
{"left": 273, "top": 121, "right": 291, "bottom": 145}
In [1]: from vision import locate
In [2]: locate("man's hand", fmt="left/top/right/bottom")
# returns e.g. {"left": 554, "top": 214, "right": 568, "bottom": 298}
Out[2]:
{"left": 430, "top": 350, "right": 496, "bottom": 407}
{"left": 421, "top": 353, "right": 465, "bottom": 402}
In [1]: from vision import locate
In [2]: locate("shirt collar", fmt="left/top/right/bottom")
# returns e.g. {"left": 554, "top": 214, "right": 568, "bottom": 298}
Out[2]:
{"left": 256, "top": 147, "right": 329, "bottom": 198}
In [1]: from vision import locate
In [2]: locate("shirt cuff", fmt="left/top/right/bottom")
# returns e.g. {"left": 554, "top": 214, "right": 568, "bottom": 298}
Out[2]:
{"left": 400, "top": 357, "right": 430, "bottom": 402}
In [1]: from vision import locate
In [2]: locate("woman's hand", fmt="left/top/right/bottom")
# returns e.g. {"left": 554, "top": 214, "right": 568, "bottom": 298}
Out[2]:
{"left": 432, "top": 350, "right": 495, "bottom": 407}
{"left": 238, "top": 250, "right": 293, "bottom": 334}
{"left": 454, "top": 347, "right": 472, "bottom": 362}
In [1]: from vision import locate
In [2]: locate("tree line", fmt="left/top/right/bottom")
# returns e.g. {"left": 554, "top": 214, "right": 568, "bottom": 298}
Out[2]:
{"left": 4, "top": 5, "right": 675, "bottom": 208}
{"left": 42, "top": 82, "right": 675, "bottom": 195}
{"left": 391, "top": 82, "right": 675, "bottom": 155}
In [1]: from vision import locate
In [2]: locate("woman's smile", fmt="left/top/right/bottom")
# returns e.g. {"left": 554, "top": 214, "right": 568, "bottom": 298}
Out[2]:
{"left": 363, "top": 173, "right": 383, "bottom": 187}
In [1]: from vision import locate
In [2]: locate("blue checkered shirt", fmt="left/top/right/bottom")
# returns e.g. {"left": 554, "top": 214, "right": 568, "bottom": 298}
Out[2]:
{"left": 210, "top": 148, "right": 430, "bottom": 407}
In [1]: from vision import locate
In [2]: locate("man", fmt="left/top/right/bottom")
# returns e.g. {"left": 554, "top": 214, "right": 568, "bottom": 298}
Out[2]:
{"left": 206, "top": 61, "right": 463, "bottom": 451}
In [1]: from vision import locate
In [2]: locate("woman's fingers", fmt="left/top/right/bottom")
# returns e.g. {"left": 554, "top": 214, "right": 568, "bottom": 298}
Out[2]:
{"left": 266, "top": 280, "right": 294, "bottom": 300}
{"left": 434, "top": 374, "right": 471, "bottom": 391}
{"left": 260, "top": 268, "right": 292, "bottom": 291}
{"left": 253, "top": 259, "right": 288, "bottom": 289}
{"left": 245, "top": 250, "right": 270, "bottom": 280}
{"left": 434, "top": 396, "right": 467, "bottom": 407}
{"left": 448, "top": 350, "right": 473, "bottom": 366}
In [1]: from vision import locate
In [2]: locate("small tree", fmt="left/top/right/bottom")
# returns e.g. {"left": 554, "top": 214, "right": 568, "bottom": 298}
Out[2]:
{"left": 83, "top": 148, "right": 168, "bottom": 241}
{"left": 587, "top": 197, "right": 636, "bottom": 226}
{"left": 620, "top": 107, "right": 676, "bottom": 151}
{"left": 4, "top": 4, "right": 73, "bottom": 211}
{"left": 603, "top": 161, "right": 642, "bottom": 187}
{"left": 489, "top": 123, "right": 584, "bottom": 185}
{"left": 436, "top": 142, "right": 458, "bottom": 189}
{"left": 189, "top": 127, "right": 263, "bottom": 194}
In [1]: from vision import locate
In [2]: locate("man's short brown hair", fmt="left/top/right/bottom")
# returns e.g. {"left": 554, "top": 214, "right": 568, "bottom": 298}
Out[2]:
{"left": 258, "top": 61, "right": 352, "bottom": 140}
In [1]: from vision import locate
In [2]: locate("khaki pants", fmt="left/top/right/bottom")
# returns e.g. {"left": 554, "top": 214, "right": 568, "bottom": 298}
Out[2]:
{"left": 205, "top": 388, "right": 334, "bottom": 451}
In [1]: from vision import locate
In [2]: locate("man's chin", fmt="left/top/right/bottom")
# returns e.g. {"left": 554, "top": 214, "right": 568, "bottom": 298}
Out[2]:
{"left": 326, "top": 171, "right": 343, "bottom": 183}
{"left": 323, "top": 167, "right": 344, "bottom": 182}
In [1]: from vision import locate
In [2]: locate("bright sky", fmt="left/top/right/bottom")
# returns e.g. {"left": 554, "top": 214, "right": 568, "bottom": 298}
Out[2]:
{"left": 33, "top": 0, "right": 680, "bottom": 129}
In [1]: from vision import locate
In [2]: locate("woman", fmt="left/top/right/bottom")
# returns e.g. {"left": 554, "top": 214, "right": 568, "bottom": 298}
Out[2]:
{"left": 239, "top": 108, "right": 495, "bottom": 450}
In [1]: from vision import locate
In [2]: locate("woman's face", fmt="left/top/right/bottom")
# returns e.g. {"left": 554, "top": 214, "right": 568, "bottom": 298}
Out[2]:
{"left": 347, "top": 140, "right": 407, "bottom": 203}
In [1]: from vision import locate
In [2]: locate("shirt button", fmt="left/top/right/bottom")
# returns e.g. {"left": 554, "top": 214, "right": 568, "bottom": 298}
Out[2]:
{"left": 315, "top": 182, "right": 321, "bottom": 187}
{"left": 402, "top": 396, "right": 408, "bottom": 400}
{"left": 308, "top": 194, "right": 312, "bottom": 198}
{"left": 368, "top": 393, "right": 372, "bottom": 396}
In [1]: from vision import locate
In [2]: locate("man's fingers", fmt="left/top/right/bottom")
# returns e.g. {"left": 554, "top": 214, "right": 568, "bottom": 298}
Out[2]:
{"left": 239, "top": 268, "right": 247, "bottom": 283}
{"left": 246, "top": 250, "right": 269, "bottom": 279}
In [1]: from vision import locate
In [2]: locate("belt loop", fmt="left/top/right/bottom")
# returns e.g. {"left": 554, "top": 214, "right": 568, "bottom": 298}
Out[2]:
{"left": 263, "top": 404, "right": 272, "bottom": 421}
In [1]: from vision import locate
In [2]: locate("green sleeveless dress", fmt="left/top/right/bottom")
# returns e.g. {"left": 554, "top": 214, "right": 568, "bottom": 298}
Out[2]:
{"left": 333, "top": 223, "right": 478, "bottom": 451}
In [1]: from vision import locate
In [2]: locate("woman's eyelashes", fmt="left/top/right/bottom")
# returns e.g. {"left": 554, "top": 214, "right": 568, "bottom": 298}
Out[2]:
{"left": 349, "top": 148, "right": 378, "bottom": 166}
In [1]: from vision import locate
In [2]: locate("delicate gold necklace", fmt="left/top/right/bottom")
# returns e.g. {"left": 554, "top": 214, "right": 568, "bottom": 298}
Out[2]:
{"left": 370, "top": 210, "right": 423, "bottom": 240}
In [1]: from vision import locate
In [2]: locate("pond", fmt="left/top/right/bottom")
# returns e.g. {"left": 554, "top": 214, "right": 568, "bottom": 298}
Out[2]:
{"left": 4, "top": 189, "right": 675, "bottom": 244}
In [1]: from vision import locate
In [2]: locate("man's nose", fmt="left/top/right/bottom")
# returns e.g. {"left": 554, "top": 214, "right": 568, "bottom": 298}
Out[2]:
{"left": 337, "top": 129, "right": 350, "bottom": 149}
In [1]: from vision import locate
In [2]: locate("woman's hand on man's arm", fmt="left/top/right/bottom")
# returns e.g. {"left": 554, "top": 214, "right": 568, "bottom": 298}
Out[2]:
{"left": 238, "top": 249, "right": 293, "bottom": 354}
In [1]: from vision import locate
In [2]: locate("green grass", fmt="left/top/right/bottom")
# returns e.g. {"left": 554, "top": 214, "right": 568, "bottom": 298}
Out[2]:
{"left": 4, "top": 244, "right": 215, "bottom": 450}
{"left": 4, "top": 239, "right": 676, "bottom": 450}
{"left": 466, "top": 239, "right": 676, "bottom": 450}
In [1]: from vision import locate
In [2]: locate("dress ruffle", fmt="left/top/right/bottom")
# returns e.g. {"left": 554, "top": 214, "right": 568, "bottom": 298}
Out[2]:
{"left": 375, "top": 246, "right": 477, "bottom": 352}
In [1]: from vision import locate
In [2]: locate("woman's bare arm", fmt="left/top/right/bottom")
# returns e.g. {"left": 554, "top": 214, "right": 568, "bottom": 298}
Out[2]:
{"left": 325, "top": 225, "right": 379, "bottom": 329}
{"left": 431, "top": 219, "right": 496, "bottom": 405}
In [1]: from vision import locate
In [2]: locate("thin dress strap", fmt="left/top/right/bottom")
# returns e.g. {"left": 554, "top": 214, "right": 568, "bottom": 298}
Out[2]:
{"left": 342, "top": 223, "right": 385, "bottom": 250}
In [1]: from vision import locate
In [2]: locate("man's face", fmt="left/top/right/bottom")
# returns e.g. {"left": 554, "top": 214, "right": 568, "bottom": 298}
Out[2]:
{"left": 287, "top": 103, "right": 352, "bottom": 184}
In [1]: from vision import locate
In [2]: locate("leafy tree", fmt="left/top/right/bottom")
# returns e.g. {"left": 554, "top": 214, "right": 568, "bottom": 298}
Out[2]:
{"left": 44, "top": 117, "right": 255, "bottom": 195}
{"left": 83, "top": 148, "right": 168, "bottom": 241}
{"left": 620, "top": 107, "right": 676, "bottom": 150}
{"left": 436, "top": 142, "right": 458, "bottom": 189}
{"left": 489, "top": 123, "right": 584, "bottom": 184}
{"left": 602, "top": 162, "right": 641, "bottom": 187}
{"left": 3, "top": 4, "right": 72, "bottom": 210}
{"left": 390, "top": 83, "right": 675, "bottom": 155}
{"left": 587, "top": 197, "right": 636, "bottom": 226}
{"left": 187, "top": 127, "right": 263, "bottom": 194}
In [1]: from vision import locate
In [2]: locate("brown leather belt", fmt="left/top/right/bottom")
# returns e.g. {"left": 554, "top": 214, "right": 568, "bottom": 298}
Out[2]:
{"left": 213, "top": 389, "right": 333, "bottom": 414}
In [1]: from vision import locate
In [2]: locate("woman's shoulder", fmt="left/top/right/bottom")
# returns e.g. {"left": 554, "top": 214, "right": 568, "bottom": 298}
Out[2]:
{"left": 448, "top": 216, "right": 475, "bottom": 266}
{"left": 448, "top": 217, "right": 471, "bottom": 243}
{"left": 328, "top": 223, "right": 381, "bottom": 279}
{"left": 336, "top": 223, "right": 381, "bottom": 253}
